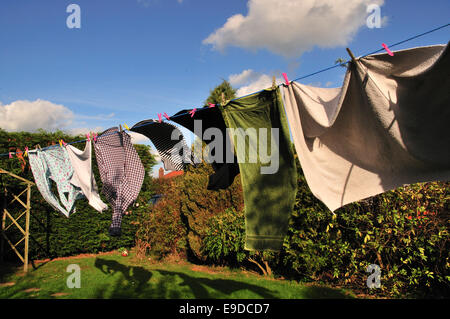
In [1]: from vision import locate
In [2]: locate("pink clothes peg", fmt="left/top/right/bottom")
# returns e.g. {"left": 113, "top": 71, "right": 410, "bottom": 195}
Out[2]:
{"left": 382, "top": 43, "right": 394, "bottom": 56}
{"left": 282, "top": 73, "right": 290, "bottom": 86}
{"left": 189, "top": 108, "right": 197, "bottom": 118}
{"left": 163, "top": 112, "right": 171, "bottom": 121}
{"left": 158, "top": 113, "right": 162, "bottom": 123}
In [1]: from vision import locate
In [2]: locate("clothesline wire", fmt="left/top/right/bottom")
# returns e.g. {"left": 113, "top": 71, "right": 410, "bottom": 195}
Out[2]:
{"left": 1, "top": 22, "right": 449, "bottom": 157}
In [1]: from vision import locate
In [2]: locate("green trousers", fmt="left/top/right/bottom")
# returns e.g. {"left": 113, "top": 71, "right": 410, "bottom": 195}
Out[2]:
{"left": 219, "top": 88, "right": 297, "bottom": 251}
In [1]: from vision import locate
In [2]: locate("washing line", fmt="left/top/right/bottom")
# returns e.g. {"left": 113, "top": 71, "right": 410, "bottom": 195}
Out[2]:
{"left": 1, "top": 22, "right": 449, "bottom": 157}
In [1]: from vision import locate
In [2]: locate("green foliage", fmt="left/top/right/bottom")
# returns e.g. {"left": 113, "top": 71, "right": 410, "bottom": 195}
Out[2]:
{"left": 0, "top": 129, "right": 156, "bottom": 260}
{"left": 135, "top": 163, "right": 244, "bottom": 261}
{"left": 281, "top": 160, "right": 449, "bottom": 297}
{"left": 202, "top": 208, "right": 247, "bottom": 265}
{"left": 204, "top": 80, "right": 237, "bottom": 106}
{"left": 198, "top": 157, "right": 449, "bottom": 296}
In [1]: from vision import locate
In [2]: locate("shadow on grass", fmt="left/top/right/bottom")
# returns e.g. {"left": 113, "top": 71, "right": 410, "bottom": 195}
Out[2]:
{"left": 0, "top": 261, "right": 22, "bottom": 284}
{"left": 93, "top": 258, "right": 277, "bottom": 299}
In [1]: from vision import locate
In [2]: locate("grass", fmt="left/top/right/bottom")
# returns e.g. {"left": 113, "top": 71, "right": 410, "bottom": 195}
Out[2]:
{"left": 0, "top": 251, "right": 356, "bottom": 299}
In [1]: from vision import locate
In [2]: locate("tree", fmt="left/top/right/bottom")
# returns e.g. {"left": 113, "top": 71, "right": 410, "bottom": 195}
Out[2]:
{"left": 204, "top": 80, "right": 237, "bottom": 106}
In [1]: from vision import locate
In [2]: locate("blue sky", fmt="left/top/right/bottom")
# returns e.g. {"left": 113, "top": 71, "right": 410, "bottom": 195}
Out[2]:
{"left": 0, "top": 0, "right": 449, "bottom": 174}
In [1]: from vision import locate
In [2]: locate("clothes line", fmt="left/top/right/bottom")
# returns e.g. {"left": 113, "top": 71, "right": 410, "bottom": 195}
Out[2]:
{"left": 1, "top": 22, "right": 449, "bottom": 158}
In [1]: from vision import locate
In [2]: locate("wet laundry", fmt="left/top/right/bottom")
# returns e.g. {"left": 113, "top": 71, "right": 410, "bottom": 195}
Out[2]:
{"left": 94, "top": 127, "right": 145, "bottom": 236}
{"left": 283, "top": 43, "right": 450, "bottom": 212}
{"left": 29, "top": 147, "right": 84, "bottom": 217}
{"left": 66, "top": 139, "right": 108, "bottom": 213}
{"left": 130, "top": 119, "right": 197, "bottom": 171}
{"left": 219, "top": 87, "right": 297, "bottom": 251}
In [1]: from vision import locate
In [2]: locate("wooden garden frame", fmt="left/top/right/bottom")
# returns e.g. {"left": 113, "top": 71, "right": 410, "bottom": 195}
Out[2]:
{"left": 0, "top": 168, "right": 34, "bottom": 272}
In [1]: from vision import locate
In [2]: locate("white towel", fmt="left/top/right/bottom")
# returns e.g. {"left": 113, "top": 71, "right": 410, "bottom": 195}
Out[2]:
{"left": 283, "top": 44, "right": 450, "bottom": 211}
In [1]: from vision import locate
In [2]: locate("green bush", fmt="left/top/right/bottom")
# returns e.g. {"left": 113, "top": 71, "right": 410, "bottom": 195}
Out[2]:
{"left": 283, "top": 162, "right": 449, "bottom": 297}
{"left": 200, "top": 158, "right": 449, "bottom": 297}
{"left": 202, "top": 208, "right": 247, "bottom": 265}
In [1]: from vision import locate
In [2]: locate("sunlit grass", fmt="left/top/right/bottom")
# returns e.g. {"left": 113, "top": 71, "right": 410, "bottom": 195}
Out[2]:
{"left": 0, "top": 252, "right": 355, "bottom": 299}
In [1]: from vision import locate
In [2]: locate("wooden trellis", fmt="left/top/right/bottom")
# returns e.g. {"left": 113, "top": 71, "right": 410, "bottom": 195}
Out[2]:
{"left": 0, "top": 168, "right": 34, "bottom": 272}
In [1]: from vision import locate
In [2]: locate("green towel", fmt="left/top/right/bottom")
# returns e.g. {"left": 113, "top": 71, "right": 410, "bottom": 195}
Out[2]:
{"left": 219, "top": 87, "right": 297, "bottom": 251}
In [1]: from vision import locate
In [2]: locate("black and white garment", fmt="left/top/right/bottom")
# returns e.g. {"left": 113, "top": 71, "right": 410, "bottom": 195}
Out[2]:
{"left": 130, "top": 119, "right": 196, "bottom": 171}
{"left": 94, "top": 127, "right": 145, "bottom": 236}
{"left": 171, "top": 107, "right": 240, "bottom": 190}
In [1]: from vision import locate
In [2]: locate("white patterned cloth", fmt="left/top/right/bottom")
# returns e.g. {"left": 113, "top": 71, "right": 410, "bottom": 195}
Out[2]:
{"left": 29, "top": 147, "right": 84, "bottom": 217}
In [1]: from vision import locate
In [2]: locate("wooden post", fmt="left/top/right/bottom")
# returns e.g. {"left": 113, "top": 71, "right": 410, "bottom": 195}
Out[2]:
{"left": 0, "top": 168, "right": 34, "bottom": 272}
{"left": 24, "top": 184, "right": 31, "bottom": 272}
{"left": 0, "top": 195, "right": 5, "bottom": 263}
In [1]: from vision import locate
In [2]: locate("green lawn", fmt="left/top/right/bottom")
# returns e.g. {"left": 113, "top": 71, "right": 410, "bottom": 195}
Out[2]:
{"left": 0, "top": 252, "right": 355, "bottom": 299}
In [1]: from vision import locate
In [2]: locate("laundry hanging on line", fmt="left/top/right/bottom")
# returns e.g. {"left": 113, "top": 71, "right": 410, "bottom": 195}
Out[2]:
{"left": 93, "top": 127, "right": 145, "bottom": 236}
{"left": 3, "top": 39, "right": 450, "bottom": 251}
{"left": 219, "top": 87, "right": 297, "bottom": 251}
{"left": 66, "top": 138, "right": 108, "bottom": 213}
{"left": 130, "top": 119, "right": 197, "bottom": 171}
{"left": 282, "top": 43, "right": 450, "bottom": 212}
{"left": 28, "top": 147, "right": 85, "bottom": 217}
{"left": 171, "top": 106, "right": 241, "bottom": 190}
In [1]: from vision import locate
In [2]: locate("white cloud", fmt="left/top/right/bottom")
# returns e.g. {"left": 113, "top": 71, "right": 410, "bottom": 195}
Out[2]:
{"left": 203, "top": 0, "right": 384, "bottom": 58}
{"left": 0, "top": 99, "right": 74, "bottom": 132}
{"left": 229, "top": 69, "right": 282, "bottom": 97}
{"left": 229, "top": 69, "right": 260, "bottom": 87}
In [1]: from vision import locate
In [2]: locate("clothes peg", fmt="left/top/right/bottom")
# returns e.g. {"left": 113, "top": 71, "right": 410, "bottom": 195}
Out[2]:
{"left": 282, "top": 73, "right": 290, "bottom": 86}
{"left": 382, "top": 43, "right": 394, "bottom": 56}
{"left": 163, "top": 112, "right": 171, "bottom": 121}
{"left": 124, "top": 123, "right": 130, "bottom": 130}
{"left": 119, "top": 125, "right": 123, "bottom": 133}
{"left": 346, "top": 48, "right": 357, "bottom": 64}
{"left": 189, "top": 108, "right": 197, "bottom": 118}
{"left": 9, "top": 152, "right": 12, "bottom": 159}
{"left": 86, "top": 133, "right": 90, "bottom": 141}
{"left": 157, "top": 113, "right": 162, "bottom": 123}
{"left": 93, "top": 133, "right": 98, "bottom": 142}
{"left": 208, "top": 103, "right": 215, "bottom": 108}
{"left": 24, "top": 147, "right": 29, "bottom": 157}
{"left": 272, "top": 76, "right": 277, "bottom": 89}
